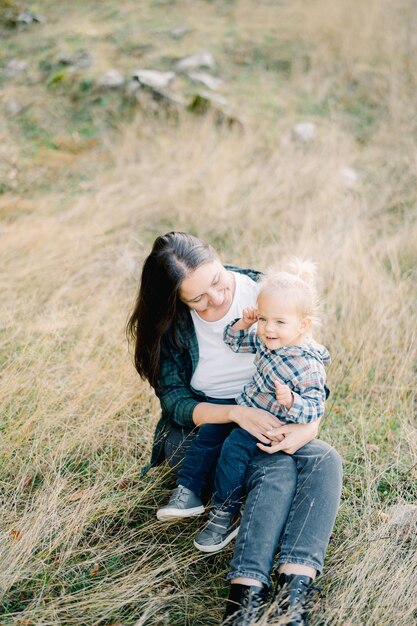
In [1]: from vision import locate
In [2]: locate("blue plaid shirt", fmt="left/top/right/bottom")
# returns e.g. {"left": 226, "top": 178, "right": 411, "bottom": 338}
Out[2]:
{"left": 223, "top": 320, "right": 330, "bottom": 424}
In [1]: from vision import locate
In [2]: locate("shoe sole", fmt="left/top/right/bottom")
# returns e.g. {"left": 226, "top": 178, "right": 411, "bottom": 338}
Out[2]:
{"left": 193, "top": 525, "right": 240, "bottom": 553}
{"left": 156, "top": 505, "right": 205, "bottom": 521}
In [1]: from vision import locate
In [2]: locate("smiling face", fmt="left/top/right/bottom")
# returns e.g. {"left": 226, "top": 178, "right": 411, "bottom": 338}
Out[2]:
{"left": 256, "top": 290, "right": 311, "bottom": 349}
{"left": 179, "top": 260, "right": 234, "bottom": 319}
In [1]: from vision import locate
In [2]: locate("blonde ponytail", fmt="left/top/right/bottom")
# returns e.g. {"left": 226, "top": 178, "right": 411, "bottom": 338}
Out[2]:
{"left": 285, "top": 258, "right": 317, "bottom": 289}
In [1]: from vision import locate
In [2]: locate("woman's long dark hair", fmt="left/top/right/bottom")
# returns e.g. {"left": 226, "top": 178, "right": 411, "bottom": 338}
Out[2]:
{"left": 127, "top": 232, "right": 218, "bottom": 389}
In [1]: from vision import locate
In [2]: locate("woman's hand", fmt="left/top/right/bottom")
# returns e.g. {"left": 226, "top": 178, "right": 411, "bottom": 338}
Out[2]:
{"left": 256, "top": 419, "right": 320, "bottom": 455}
{"left": 229, "top": 405, "right": 284, "bottom": 444}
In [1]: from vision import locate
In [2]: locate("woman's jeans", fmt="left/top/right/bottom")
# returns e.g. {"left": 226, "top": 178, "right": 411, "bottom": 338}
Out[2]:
{"left": 164, "top": 420, "right": 343, "bottom": 587}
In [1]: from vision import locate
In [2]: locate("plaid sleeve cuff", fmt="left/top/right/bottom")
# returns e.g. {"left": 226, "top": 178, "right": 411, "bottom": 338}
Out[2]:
{"left": 286, "top": 391, "right": 306, "bottom": 422}
{"left": 223, "top": 319, "right": 251, "bottom": 352}
{"left": 223, "top": 318, "right": 246, "bottom": 342}
{"left": 282, "top": 391, "right": 323, "bottom": 424}
{"left": 173, "top": 397, "right": 202, "bottom": 427}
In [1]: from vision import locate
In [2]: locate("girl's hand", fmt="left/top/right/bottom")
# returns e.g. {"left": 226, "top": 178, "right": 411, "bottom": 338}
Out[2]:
{"left": 242, "top": 306, "right": 258, "bottom": 326}
{"left": 275, "top": 380, "right": 293, "bottom": 409}
{"left": 229, "top": 405, "right": 284, "bottom": 444}
{"left": 256, "top": 419, "right": 320, "bottom": 455}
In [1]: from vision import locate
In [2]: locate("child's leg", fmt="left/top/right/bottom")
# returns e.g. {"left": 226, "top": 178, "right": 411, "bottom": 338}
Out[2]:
{"left": 177, "top": 423, "right": 235, "bottom": 497}
{"left": 213, "top": 427, "right": 260, "bottom": 513}
{"left": 193, "top": 428, "right": 259, "bottom": 552}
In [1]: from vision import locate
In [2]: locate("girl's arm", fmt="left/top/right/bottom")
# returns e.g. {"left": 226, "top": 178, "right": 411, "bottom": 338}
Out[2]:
{"left": 224, "top": 312, "right": 259, "bottom": 353}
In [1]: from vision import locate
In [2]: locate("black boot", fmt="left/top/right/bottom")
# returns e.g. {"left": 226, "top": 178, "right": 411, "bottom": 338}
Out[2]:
{"left": 274, "top": 573, "right": 319, "bottom": 626}
{"left": 223, "top": 583, "right": 269, "bottom": 625}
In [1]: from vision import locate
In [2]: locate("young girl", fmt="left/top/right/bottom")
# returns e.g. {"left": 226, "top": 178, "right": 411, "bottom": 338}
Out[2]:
{"left": 158, "top": 260, "right": 331, "bottom": 554}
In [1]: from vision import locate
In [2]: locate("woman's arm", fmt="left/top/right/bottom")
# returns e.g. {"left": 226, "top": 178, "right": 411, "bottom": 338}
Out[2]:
{"left": 257, "top": 419, "right": 321, "bottom": 455}
{"left": 193, "top": 403, "right": 281, "bottom": 445}
{"left": 157, "top": 345, "right": 279, "bottom": 443}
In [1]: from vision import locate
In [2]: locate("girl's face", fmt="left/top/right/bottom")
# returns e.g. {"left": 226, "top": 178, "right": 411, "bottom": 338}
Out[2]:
{"left": 256, "top": 291, "right": 311, "bottom": 349}
{"left": 179, "top": 260, "right": 233, "bottom": 315}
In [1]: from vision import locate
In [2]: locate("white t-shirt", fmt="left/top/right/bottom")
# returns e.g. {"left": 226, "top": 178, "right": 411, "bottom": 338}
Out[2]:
{"left": 190, "top": 272, "right": 260, "bottom": 399}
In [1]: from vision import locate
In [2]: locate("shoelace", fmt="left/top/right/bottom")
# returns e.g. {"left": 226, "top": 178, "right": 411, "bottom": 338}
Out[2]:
{"left": 241, "top": 588, "right": 265, "bottom": 610}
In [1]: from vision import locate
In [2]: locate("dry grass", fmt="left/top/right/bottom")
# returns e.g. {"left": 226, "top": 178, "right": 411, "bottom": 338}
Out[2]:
{"left": 1, "top": 0, "right": 416, "bottom": 624}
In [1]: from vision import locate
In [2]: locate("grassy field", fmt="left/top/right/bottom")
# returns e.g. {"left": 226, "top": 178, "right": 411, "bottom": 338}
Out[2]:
{"left": 1, "top": 0, "right": 416, "bottom": 624}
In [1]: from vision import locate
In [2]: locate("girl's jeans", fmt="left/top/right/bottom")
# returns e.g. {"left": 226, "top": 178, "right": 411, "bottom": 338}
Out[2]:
{"left": 164, "top": 407, "right": 343, "bottom": 587}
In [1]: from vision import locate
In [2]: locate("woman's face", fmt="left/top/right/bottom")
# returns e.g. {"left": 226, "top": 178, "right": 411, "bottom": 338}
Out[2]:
{"left": 179, "top": 260, "right": 233, "bottom": 314}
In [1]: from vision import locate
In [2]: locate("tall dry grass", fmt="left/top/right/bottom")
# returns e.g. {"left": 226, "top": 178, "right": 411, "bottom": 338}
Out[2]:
{"left": 1, "top": 0, "right": 416, "bottom": 624}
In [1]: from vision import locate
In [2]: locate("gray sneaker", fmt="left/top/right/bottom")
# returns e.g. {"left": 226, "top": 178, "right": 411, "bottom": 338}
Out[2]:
{"left": 193, "top": 508, "right": 240, "bottom": 553}
{"left": 156, "top": 485, "right": 205, "bottom": 521}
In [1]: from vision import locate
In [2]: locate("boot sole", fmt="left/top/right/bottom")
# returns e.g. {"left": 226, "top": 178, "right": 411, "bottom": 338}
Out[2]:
{"left": 193, "top": 525, "right": 240, "bottom": 553}
{"left": 156, "top": 505, "right": 205, "bottom": 521}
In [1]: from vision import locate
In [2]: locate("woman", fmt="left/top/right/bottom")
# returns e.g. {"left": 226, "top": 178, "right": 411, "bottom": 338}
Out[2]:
{"left": 127, "top": 232, "right": 342, "bottom": 625}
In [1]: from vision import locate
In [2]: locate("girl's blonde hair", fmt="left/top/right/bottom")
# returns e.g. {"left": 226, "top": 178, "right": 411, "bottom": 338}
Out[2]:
{"left": 258, "top": 259, "right": 320, "bottom": 327}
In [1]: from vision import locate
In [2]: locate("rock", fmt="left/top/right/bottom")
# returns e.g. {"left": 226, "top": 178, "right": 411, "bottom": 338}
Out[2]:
{"left": 4, "top": 59, "right": 28, "bottom": 79}
{"left": 191, "top": 90, "right": 228, "bottom": 108}
{"left": 126, "top": 80, "right": 141, "bottom": 97}
{"left": 291, "top": 122, "right": 316, "bottom": 143}
{"left": 188, "top": 91, "right": 242, "bottom": 127}
{"left": 98, "top": 69, "right": 124, "bottom": 88}
{"left": 340, "top": 166, "right": 359, "bottom": 188}
{"left": 388, "top": 504, "right": 417, "bottom": 529}
{"left": 135, "top": 87, "right": 186, "bottom": 110}
{"left": 169, "top": 25, "right": 190, "bottom": 39}
{"left": 16, "top": 8, "right": 46, "bottom": 24}
{"left": 132, "top": 69, "right": 175, "bottom": 91}
{"left": 187, "top": 71, "right": 223, "bottom": 90}
{"left": 176, "top": 51, "right": 216, "bottom": 72}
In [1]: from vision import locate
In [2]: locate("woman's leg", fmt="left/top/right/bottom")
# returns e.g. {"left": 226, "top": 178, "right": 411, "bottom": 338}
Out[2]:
{"left": 228, "top": 451, "right": 298, "bottom": 588}
{"left": 164, "top": 424, "right": 196, "bottom": 471}
{"left": 228, "top": 440, "right": 343, "bottom": 587}
{"left": 277, "top": 440, "right": 343, "bottom": 574}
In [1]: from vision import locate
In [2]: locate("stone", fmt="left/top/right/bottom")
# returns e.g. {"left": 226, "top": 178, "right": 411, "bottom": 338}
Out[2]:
{"left": 388, "top": 504, "right": 417, "bottom": 529}
{"left": 291, "top": 122, "right": 316, "bottom": 143}
{"left": 98, "top": 69, "right": 124, "bottom": 88}
{"left": 126, "top": 80, "right": 140, "bottom": 97}
{"left": 187, "top": 71, "right": 223, "bottom": 90}
{"left": 169, "top": 26, "right": 190, "bottom": 39}
{"left": 176, "top": 51, "right": 216, "bottom": 72}
{"left": 188, "top": 90, "right": 243, "bottom": 127}
{"left": 340, "top": 166, "right": 359, "bottom": 188}
{"left": 4, "top": 59, "right": 28, "bottom": 78}
{"left": 135, "top": 88, "right": 186, "bottom": 109}
{"left": 132, "top": 70, "right": 175, "bottom": 91}
{"left": 16, "top": 8, "right": 46, "bottom": 24}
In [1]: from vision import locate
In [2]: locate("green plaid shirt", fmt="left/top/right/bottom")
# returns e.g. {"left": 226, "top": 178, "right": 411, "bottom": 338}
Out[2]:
{"left": 150, "top": 265, "right": 263, "bottom": 466}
